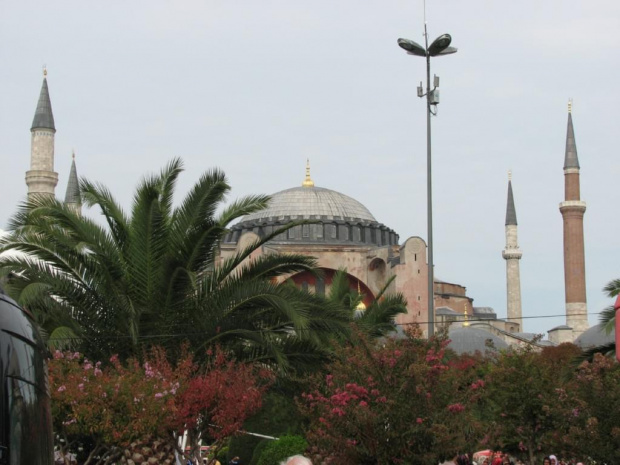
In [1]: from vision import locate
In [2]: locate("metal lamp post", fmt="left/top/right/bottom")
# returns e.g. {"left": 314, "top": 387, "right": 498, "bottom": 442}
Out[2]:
{"left": 397, "top": 26, "right": 457, "bottom": 337}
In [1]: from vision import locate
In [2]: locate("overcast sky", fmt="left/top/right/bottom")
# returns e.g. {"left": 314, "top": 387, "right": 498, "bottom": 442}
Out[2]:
{"left": 1, "top": 0, "right": 618, "bottom": 335}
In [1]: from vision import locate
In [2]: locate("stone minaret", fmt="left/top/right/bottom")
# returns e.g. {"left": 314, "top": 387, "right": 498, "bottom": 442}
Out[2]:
{"left": 559, "top": 100, "right": 589, "bottom": 336}
{"left": 64, "top": 151, "right": 81, "bottom": 214}
{"left": 502, "top": 171, "right": 522, "bottom": 327}
{"left": 25, "top": 68, "right": 58, "bottom": 199}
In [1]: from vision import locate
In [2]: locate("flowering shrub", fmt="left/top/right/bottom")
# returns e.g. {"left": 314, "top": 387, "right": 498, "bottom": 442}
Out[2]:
{"left": 477, "top": 343, "right": 582, "bottom": 465}
{"left": 299, "top": 331, "right": 484, "bottom": 465}
{"left": 554, "top": 353, "right": 620, "bottom": 464}
{"left": 49, "top": 346, "right": 271, "bottom": 465}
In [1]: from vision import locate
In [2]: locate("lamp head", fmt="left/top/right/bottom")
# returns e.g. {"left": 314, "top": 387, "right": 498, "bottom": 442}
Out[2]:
{"left": 428, "top": 34, "right": 453, "bottom": 56}
{"left": 397, "top": 38, "right": 426, "bottom": 57}
{"left": 436, "top": 46, "right": 458, "bottom": 56}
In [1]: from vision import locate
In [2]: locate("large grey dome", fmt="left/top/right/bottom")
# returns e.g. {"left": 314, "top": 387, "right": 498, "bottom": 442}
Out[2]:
{"left": 242, "top": 186, "right": 377, "bottom": 222}
{"left": 224, "top": 183, "right": 398, "bottom": 247}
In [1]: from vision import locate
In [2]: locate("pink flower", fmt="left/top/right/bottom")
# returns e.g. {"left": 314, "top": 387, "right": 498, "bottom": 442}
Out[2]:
{"left": 416, "top": 417, "right": 423, "bottom": 424}
{"left": 57, "top": 385, "right": 66, "bottom": 392}
{"left": 78, "top": 383, "right": 84, "bottom": 391}
{"left": 359, "top": 401, "right": 368, "bottom": 407}
{"left": 53, "top": 350, "right": 64, "bottom": 359}
{"left": 470, "top": 379, "right": 485, "bottom": 390}
{"left": 94, "top": 368, "right": 102, "bottom": 377}
{"left": 331, "top": 407, "right": 345, "bottom": 417}
{"left": 154, "top": 392, "right": 164, "bottom": 399}
{"left": 447, "top": 403, "right": 465, "bottom": 413}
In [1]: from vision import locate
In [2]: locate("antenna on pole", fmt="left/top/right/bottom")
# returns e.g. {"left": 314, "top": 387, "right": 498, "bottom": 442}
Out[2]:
{"left": 423, "top": 0, "right": 428, "bottom": 45}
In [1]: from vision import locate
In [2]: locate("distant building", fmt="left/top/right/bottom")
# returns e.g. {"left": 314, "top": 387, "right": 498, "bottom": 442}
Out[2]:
{"left": 220, "top": 160, "right": 442, "bottom": 334}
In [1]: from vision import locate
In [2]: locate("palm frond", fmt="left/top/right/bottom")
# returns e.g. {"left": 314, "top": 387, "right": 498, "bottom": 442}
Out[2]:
{"left": 47, "top": 326, "right": 82, "bottom": 351}
{"left": 603, "top": 278, "right": 620, "bottom": 297}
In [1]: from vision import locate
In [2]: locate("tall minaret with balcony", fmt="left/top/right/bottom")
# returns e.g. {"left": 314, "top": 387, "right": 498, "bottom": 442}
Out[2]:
{"left": 502, "top": 171, "right": 522, "bottom": 328}
{"left": 559, "top": 100, "right": 589, "bottom": 336}
{"left": 25, "top": 68, "right": 58, "bottom": 199}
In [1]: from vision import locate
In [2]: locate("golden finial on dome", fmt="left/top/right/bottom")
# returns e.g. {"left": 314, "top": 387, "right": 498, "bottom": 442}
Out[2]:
{"left": 568, "top": 98, "right": 572, "bottom": 114}
{"left": 463, "top": 310, "right": 470, "bottom": 327}
{"left": 302, "top": 158, "right": 315, "bottom": 187}
{"left": 356, "top": 282, "right": 366, "bottom": 311}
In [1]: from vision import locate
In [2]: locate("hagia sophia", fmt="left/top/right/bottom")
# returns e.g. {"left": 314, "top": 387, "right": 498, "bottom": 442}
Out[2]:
{"left": 15, "top": 72, "right": 614, "bottom": 354}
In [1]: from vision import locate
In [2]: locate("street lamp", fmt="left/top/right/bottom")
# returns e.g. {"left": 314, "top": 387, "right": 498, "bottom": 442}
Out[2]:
{"left": 398, "top": 26, "right": 457, "bottom": 337}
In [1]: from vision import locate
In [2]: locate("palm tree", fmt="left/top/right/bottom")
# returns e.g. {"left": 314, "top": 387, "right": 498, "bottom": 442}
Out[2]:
{"left": 0, "top": 159, "right": 350, "bottom": 374}
{"left": 327, "top": 269, "right": 407, "bottom": 339}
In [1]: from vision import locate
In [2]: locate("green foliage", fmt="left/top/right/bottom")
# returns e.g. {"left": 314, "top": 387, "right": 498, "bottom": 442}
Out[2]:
{"left": 477, "top": 344, "right": 580, "bottom": 465}
{"left": 555, "top": 354, "right": 620, "bottom": 463}
{"left": 256, "top": 435, "right": 308, "bottom": 465}
{"left": 214, "top": 445, "right": 229, "bottom": 462}
{"left": 249, "top": 440, "right": 269, "bottom": 465}
{"left": 228, "top": 391, "right": 304, "bottom": 464}
{"left": 228, "top": 435, "right": 262, "bottom": 465}
{"left": 327, "top": 269, "right": 407, "bottom": 339}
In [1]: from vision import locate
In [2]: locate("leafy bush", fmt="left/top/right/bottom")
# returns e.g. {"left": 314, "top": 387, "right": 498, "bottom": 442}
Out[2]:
{"left": 228, "top": 391, "right": 304, "bottom": 463}
{"left": 249, "top": 440, "right": 270, "bottom": 465}
{"left": 256, "top": 435, "right": 308, "bottom": 465}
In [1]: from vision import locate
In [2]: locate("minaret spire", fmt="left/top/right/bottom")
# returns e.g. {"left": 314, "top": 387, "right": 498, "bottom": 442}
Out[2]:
{"left": 559, "top": 101, "right": 589, "bottom": 336}
{"left": 302, "top": 159, "right": 315, "bottom": 187}
{"left": 564, "top": 99, "right": 579, "bottom": 170}
{"left": 26, "top": 68, "right": 58, "bottom": 199}
{"left": 502, "top": 170, "right": 522, "bottom": 329}
{"left": 31, "top": 67, "right": 56, "bottom": 131}
{"left": 64, "top": 150, "right": 82, "bottom": 214}
{"left": 505, "top": 170, "right": 517, "bottom": 226}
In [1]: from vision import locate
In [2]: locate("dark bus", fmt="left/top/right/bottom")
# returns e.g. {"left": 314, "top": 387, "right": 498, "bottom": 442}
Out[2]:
{"left": 0, "top": 288, "right": 53, "bottom": 464}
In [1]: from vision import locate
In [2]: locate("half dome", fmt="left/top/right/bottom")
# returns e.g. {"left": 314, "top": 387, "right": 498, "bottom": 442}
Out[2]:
{"left": 448, "top": 327, "right": 509, "bottom": 355}
{"left": 574, "top": 324, "right": 615, "bottom": 349}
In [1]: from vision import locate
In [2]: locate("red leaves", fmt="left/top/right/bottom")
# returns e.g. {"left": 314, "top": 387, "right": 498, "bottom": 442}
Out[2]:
{"left": 174, "top": 350, "right": 271, "bottom": 441}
